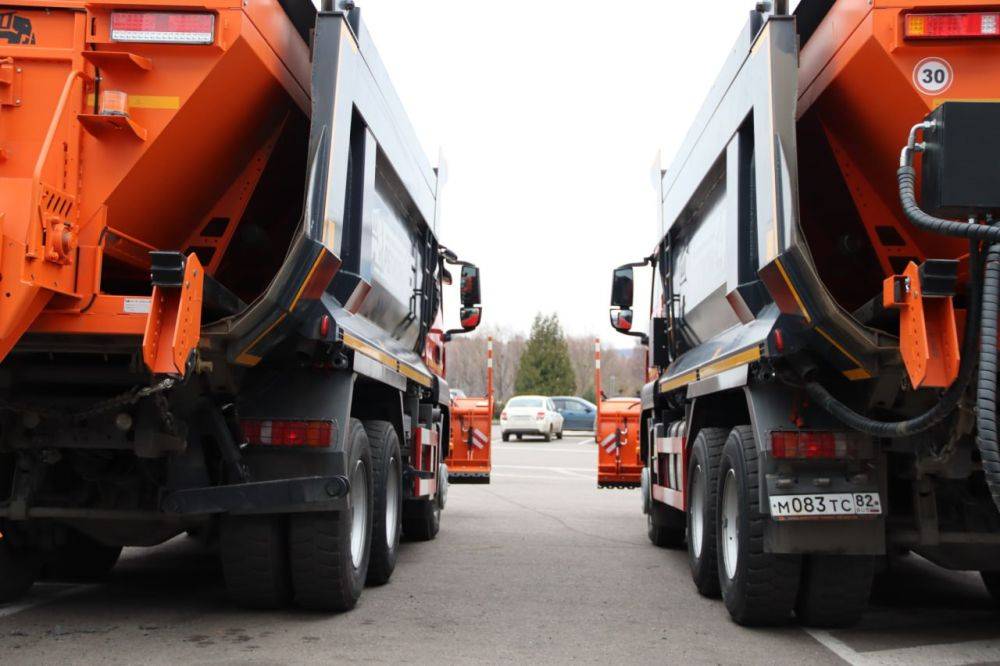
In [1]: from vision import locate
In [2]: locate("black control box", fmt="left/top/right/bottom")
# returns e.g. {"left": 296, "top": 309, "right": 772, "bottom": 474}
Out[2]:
{"left": 921, "top": 102, "right": 1000, "bottom": 218}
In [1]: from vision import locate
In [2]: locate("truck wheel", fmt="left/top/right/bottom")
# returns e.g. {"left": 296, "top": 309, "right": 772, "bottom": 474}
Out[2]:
{"left": 43, "top": 529, "right": 122, "bottom": 582}
{"left": 543, "top": 427, "right": 552, "bottom": 443}
{"left": 402, "top": 498, "right": 440, "bottom": 541}
{"left": 687, "top": 427, "right": 727, "bottom": 597}
{"left": 220, "top": 515, "right": 291, "bottom": 609}
{"left": 502, "top": 432, "right": 510, "bottom": 442}
{"left": 648, "top": 502, "right": 685, "bottom": 548}
{"left": 980, "top": 571, "right": 1000, "bottom": 605}
{"left": 796, "top": 555, "right": 874, "bottom": 627}
{"left": 363, "top": 420, "right": 402, "bottom": 586}
{"left": 0, "top": 536, "right": 37, "bottom": 603}
{"left": 290, "top": 419, "right": 373, "bottom": 612}
{"left": 717, "top": 425, "right": 802, "bottom": 626}
{"left": 516, "top": 434, "right": 523, "bottom": 441}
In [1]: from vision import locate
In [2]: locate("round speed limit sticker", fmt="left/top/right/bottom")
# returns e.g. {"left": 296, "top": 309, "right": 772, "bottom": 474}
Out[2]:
{"left": 913, "top": 57, "right": 953, "bottom": 95}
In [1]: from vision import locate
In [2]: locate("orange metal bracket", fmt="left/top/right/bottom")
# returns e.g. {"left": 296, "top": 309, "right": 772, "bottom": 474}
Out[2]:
{"left": 142, "top": 253, "right": 204, "bottom": 376}
{"left": 883, "top": 261, "right": 960, "bottom": 389}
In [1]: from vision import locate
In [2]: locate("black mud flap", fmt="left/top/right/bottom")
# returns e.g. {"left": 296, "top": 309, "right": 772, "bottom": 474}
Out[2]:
{"left": 161, "top": 475, "right": 349, "bottom": 515}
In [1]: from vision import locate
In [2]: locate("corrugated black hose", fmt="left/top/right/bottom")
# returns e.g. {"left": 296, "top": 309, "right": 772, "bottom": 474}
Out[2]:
{"left": 976, "top": 242, "right": 1000, "bottom": 510}
{"left": 804, "top": 240, "right": 982, "bottom": 438}
{"left": 898, "top": 166, "right": 1000, "bottom": 242}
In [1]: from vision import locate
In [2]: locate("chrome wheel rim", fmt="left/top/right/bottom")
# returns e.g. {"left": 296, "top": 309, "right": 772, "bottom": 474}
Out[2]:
{"left": 690, "top": 464, "right": 705, "bottom": 558}
{"left": 350, "top": 459, "right": 368, "bottom": 568}
{"left": 385, "top": 456, "right": 400, "bottom": 547}
{"left": 722, "top": 469, "right": 739, "bottom": 580}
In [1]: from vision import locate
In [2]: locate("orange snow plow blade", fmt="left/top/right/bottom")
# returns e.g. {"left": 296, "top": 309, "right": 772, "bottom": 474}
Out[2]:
{"left": 446, "top": 337, "right": 493, "bottom": 483}
{"left": 594, "top": 338, "right": 642, "bottom": 488}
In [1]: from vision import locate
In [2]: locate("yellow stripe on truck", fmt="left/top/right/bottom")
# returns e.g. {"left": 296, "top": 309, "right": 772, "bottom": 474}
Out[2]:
{"left": 86, "top": 94, "right": 180, "bottom": 109}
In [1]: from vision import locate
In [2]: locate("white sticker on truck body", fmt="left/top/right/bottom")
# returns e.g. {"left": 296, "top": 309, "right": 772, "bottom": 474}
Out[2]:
{"left": 913, "top": 57, "right": 953, "bottom": 95}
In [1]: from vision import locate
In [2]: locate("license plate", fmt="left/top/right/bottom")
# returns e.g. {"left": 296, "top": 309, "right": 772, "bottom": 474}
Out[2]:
{"left": 768, "top": 492, "right": 882, "bottom": 520}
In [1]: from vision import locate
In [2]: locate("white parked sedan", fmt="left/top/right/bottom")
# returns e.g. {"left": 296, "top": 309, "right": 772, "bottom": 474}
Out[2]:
{"left": 500, "top": 396, "right": 564, "bottom": 442}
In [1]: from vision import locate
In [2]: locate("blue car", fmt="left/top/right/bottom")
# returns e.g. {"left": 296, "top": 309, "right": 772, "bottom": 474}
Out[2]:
{"left": 551, "top": 396, "right": 597, "bottom": 432}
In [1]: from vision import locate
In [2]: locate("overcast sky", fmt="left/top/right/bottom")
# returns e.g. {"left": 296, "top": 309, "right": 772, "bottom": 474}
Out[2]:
{"left": 359, "top": 1, "right": 756, "bottom": 341}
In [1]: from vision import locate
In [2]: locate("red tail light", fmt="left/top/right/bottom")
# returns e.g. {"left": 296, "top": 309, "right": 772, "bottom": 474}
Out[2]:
{"left": 770, "top": 431, "right": 869, "bottom": 459}
{"left": 905, "top": 12, "right": 999, "bottom": 39}
{"left": 536, "top": 411, "right": 546, "bottom": 419}
{"left": 111, "top": 12, "right": 215, "bottom": 44}
{"left": 242, "top": 419, "right": 335, "bottom": 448}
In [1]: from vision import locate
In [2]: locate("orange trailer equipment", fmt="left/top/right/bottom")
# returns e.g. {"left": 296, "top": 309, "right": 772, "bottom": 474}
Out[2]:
{"left": 446, "top": 336, "right": 493, "bottom": 483}
{"left": 594, "top": 338, "right": 642, "bottom": 488}
{"left": 0, "top": 0, "right": 484, "bottom": 612}
{"left": 610, "top": 0, "right": 1000, "bottom": 628}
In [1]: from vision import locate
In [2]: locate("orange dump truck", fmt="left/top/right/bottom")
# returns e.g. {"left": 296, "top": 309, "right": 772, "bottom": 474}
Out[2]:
{"left": 593, "top": 339, "right": 642, "bottom": 488}
{"left": 446, "top": 337, "right": 493, "bottom": 483}
{"left": 0, "top": 0, "right": 483, "bottom": 612}
{"left": 610, "top": 0, "right": 1000, "bottom": 627}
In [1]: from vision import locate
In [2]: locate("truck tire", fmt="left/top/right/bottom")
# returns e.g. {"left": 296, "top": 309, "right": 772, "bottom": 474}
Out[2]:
{"left": 502, "top": 432, "right": 510, "bottom": 442}
{"left": 363, "top": 420, "right": 402, "bottom": 586}
{"left": 648, "top": 501, "right": 685, "bottom": 548}
{"left": 717, "top": 425, "right": 802, "bottom": 626}
{"left": 980, "top": 571, "right": 1000, "bottom": 605}
{"left": 290, "top": 419, "right": 373, "bottom": 611}
{"left": 687, "top": 427, "right": 727, "bottom": 597}
{"left": 43, "top": 529, "right": 122, "bottom": 582}
{"left": 0, "top": 536, "right": 37, "bottom": 603}
{"left": 796, "top": 555, "right": 874, "bottom": 627}
{"left": 220, "top": 515, "right": 291, "bottom": 609}
{"left": 543, "top": 427, "right": 552, "bottom": 443}
{"left": 402, "top": 498, "right": 441, "bottom": 541}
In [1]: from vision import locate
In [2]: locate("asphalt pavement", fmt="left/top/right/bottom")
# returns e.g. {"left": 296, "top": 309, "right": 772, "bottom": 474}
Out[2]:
{"left": 1, "top": 429, "right": 999, "bottom": 664}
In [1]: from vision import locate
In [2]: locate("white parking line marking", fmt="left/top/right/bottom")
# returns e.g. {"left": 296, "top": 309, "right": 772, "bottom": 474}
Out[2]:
{"left": 0, "top": 583, "right": 96, "bottom": 619}
{"left": 806, "top": 630, "right": 1000, "bottom": 666}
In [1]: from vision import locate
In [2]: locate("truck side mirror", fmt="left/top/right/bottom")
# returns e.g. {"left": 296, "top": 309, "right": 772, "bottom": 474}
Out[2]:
{"left": 460, "top": 265, "right": 481, "bottom": 307}
{"left": 610, "top": 309, "right": 633, "bottom": 333}
{"left": 460, "top": 306, "right": 482, "bottom": 331}
{"left": 611, "top": 266, "right": 634, "bottom": 308}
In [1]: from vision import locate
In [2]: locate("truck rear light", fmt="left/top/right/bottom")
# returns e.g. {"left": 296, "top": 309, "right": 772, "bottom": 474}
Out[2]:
{"left": 770, "top": 431, "right": 867, "bottom": 459}
{"left": 111, "top": 12, "right": 215, "bottom": 44}
{"left": 500, "top": 411, "right": 507, "bottom": 420}
{"left": 536, "top": 411, "right": 546, "bottom": 419}
{"left": 905, "top": 12, "right": 1000, "bottom": 39}
{"left": 241, "top": 419, "right": 334, "bottom": 447}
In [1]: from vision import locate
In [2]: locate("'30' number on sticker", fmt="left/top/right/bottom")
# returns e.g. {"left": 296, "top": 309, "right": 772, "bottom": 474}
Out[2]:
{"left": 913, "top": 58, "right": 953, "bottom": 95}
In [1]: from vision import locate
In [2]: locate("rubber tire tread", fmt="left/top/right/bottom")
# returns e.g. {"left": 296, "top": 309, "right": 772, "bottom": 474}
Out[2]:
{"left": 364, "top": 420, "right": 401, "bottom": 586}
{"left": 290, "top": 418, "right": 373, "bottom": 612}
{"left": 0, "top": 537, "right": 37, "bottom": 603}
{"left": 648, "top": 502, "right": 685, "bottom": 548}
{"left": 44, "top": 529, "right": 122, "bottom": 582}
{"left": 220, "top": 515, "right": 291, "bottom": 609}
{"left": 718, "top": 425, "right": 802, "bottom": 626}
{"left": 981, "top": 571, "right": 1000, "bottom": 605}
{"left": 687, "top": 427, "right": 728, "bottom": 597}
{"left": 796, "top": 554, "right": 874, "bottom": 627}
{"left": 402, "top": 498, "right": 440, "bottom": 542}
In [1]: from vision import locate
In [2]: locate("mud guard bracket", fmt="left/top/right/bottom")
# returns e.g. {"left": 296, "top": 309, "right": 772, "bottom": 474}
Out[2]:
{"left": 882, "top": 260, "right": 959, "bottom": 389}
{"left": 143, "top": 252, "right": 203, "bottom": 376}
